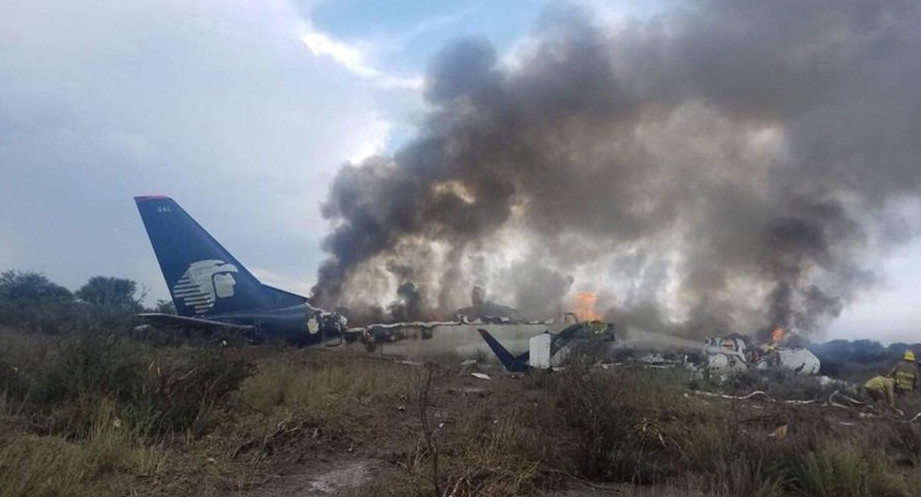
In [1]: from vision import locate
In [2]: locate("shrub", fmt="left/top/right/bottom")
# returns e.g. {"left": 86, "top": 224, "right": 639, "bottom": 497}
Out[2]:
{"left": 537, "top": 364, "right": 686, "bottom": 483}
{"left": 682, "top": 423, "right": 792, "bottom": 497}
{"left": 890, "top": 423, "right": 921, "bottom": 466}
{"left": 0, "top": 405, "right": 167, "bottom": 497}
{"left": 795, "top": 443, "right": 906, "bottom": 497}
{"left": 137, "top": 350, "right": 254, "bottom": 437}
{"left": 1, "top": 331, "right": 252, "bottom": 440}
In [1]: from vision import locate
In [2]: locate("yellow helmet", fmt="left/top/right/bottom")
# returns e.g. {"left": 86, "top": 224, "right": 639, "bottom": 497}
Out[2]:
{"left": 905, "top": 350, "right": 916, "bottom": 362}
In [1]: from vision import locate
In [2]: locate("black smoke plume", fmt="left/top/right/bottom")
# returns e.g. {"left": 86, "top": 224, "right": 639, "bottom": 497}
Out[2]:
{"left": 313, "top": 0, "right": 921, "bottom": 335}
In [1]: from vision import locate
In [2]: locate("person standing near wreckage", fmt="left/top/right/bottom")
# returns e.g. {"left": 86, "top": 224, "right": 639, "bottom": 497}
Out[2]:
{"left": 889, "top": 350, "right": 918, "bottom": 394}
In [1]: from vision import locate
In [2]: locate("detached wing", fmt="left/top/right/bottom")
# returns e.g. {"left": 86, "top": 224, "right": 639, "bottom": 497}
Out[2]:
{"left": 138, "top": 313, "right": 255, "bottom": 331}
{"left": 477, "top": 329, "right": 531, "bottom": 373}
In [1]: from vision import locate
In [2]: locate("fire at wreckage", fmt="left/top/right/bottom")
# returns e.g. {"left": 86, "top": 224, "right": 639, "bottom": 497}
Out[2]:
{"left": 350, "top": 297, "right": 820, "bottom": 377}
{"left": 475, "top": 323, "right": 820, "bottom": 376}
{"left": 134, "top": 196, "right": 820, "bottom": 376}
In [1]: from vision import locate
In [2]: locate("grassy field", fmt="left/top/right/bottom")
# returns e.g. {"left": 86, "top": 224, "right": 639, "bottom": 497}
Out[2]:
{"left": 3, "top": 326, "right": 921, "bottom": 496}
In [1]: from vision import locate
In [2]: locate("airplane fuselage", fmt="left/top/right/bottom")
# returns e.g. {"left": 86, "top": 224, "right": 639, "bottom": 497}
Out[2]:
{"left": 207, "top": 303, "right": 345, "bottom": 346}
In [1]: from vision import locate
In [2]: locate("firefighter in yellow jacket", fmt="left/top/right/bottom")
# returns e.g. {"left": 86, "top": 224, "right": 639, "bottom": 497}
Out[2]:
{"left": 889, "top": 350, "right": 918, "bottom": 394}
{"left": 865, "top": 375, "right": 896, "bottom": 408}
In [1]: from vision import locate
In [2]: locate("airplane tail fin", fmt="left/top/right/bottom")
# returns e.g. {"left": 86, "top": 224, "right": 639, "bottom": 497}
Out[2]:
{"left": 135, "top": 196, "right": 303, "bottom": 317}
{"left": 477, "top": 329, "right": 530, "bottom": 373}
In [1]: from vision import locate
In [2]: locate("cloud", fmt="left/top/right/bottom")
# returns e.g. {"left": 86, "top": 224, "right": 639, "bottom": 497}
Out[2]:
{"left": 0, "top": 0, "right": 406, "bottom": 301}
{"left": 295, "top": 4, "right": 485, "bottom": 91}
{"left": 300, "top": 27, "right": 423, "bottom": 89}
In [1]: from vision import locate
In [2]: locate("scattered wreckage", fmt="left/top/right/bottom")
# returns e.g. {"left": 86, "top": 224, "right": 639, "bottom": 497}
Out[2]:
{"left": 342, "top": 283, "right": 820, "bottom": 378}
{"left": 703, "top": 333, "right": 821, "bottom": 375}
{"left": 470, "top": 319, "right": 820, "bottom": 377}
{"left": 477, "top": 321, "right": 616, "bottom": 372}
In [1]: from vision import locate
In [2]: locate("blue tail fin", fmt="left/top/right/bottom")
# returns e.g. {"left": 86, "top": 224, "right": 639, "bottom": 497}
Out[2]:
{"left": 477, "top": 329, "right": 530, "bottom": 373}
{"left": 135, "top": 196, "right": 303, "bottom": 317}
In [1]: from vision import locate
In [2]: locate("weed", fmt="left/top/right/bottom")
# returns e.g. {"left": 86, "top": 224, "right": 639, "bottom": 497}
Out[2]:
{"left": 0, "top": 403, "right": 167, "bottom": 497}
{"left": 235, "top": 358, "right": 411, "bottom": 413}
{"left": 1, "top": 329, "right": 252, "bottom": 440}
{"left": 795, "top": 442, "right": 906, "bottom": 497}
{"left": 890, "top": 423, "right": 921, "bottom": 465}
{"left": 536, "top": 363, "right": 688, "bottom": 484}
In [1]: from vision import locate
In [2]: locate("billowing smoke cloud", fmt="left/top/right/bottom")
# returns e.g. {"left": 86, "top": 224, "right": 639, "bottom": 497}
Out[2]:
{"left": 313, "top": 0, "right": 921, "bottom": 335}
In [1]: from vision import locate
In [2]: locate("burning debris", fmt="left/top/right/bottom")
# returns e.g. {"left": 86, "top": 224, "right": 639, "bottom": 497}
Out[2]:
{"left": 477, "top": 318, "right": 820, "bottom": 377}
{"left": 574, "top": 292, "right": 602, "bottom": 322}
{"left": 313, "top": 1, "right": 921, "bottom": 342}
{"left": 389, "top": 282, "right": 426, "bottom": 322}
{"left": 452, "top": 285, "right": 523, "bottom": 323}
{"left": 703, "top": 331, "right": 821, "bottom": 376}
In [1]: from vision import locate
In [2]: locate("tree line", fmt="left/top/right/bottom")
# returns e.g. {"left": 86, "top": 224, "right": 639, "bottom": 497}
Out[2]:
{"left": 0, "top": 270, "right": 173, "bottom": 333}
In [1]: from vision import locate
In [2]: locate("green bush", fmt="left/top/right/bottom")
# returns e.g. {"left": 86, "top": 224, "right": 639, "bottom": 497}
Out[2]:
{"left": 538, "top": 364, "right": 686, "bottom": 483}
{"left": 796, "top": 443, "right": 906, "bottom": 497}
{"left": 137, "top": 350, "right": 254, "bottom": 437}
{"left": 1, "top": 331, "right": 253, "bottom": 440}
{"left": 890, "top": 423, "right": 921, "bottom": 466}
{"left": 682, "top": 423, "right": 792, "bottom": 497}
{"left": 0, "top": 403, "right": 167, "bottom": 497}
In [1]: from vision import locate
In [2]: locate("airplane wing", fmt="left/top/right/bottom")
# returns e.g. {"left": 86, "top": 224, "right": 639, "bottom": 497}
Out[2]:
{"left": 137, "top": 313, "right": 255, "bottom": 331}
{"left": 477, "top": 329, "right": 531, "bottom": 373}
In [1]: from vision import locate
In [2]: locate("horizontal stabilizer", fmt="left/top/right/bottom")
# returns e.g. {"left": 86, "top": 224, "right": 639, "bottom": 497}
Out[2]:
{"left": 138, "top": 313, "right": 255, "bottom": 331}
{"left": 261, "top": 284, "right": 308, "bottom": 307}
{"left": 477, "top": 328, "right": 530, "bottom": 373}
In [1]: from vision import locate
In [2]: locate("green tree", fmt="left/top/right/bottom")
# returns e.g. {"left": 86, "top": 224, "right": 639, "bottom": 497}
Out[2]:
{"left": 0, "top": 270, "right": 72, "bottom": 302}
{"left": 0, "top": 270, "right": 78, "bottom": 333}
{"left": 154, "top": 299, "right": 176, "bottom": 314}
{"left": 76, "top": 276, "right": 142, "bottom": 311}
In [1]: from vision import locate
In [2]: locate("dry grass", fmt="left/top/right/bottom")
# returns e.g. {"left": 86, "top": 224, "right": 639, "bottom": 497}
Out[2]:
{"left": 235, "top": 357, "right": 412, "bottom": 413}
{"left": 0, "top": 403, "right": 168, "bottom": 497}
{"left": 4, "top": 326, "right": 921, "bottom": 497}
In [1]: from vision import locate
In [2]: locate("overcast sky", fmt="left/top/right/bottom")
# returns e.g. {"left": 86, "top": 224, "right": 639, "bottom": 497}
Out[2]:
{"left": 1, "top": 0, "right": 918, "bottom": 343}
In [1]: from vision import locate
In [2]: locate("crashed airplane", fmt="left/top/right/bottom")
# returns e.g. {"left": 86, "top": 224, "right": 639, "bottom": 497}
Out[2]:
{"left": 134, "top": 196, "right": 347, "bottom": 345}
{"left": 478, "top": 318, "right": 820, "bottom": 376}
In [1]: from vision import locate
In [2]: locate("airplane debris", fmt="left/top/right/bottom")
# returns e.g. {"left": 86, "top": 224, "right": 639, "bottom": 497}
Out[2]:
{"left": 690, "top": 388, "right": 921, "bottom": 424}
{"left": 705, "top": 333, "right": 821, "bottom": 375}
{"left": 770, "top": 425, "right": 789, "bottom": 439}
{"left": 453, "top": 286, "right": 523, "bottom": 322}
{"left": 693, "top": 389, "right": 833, "bottom": 406}
{"left": 477, "top": 321, "right": 615, "bottom": 372}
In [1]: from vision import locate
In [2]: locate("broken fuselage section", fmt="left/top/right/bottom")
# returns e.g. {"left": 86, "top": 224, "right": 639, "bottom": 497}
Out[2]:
{"left": 477, "top": 321, "right": 617, "bottom": 372}
{"left": 704, "top": 335, "right": 821, "bottom": 375}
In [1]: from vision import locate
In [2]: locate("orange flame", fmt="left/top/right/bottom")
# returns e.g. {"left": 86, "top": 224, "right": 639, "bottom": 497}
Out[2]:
{"left": 575, "top": 292, "right": 602, "bottom": 322}
{"left": 772, "top": 327, "right": 785, "bottom": 345}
